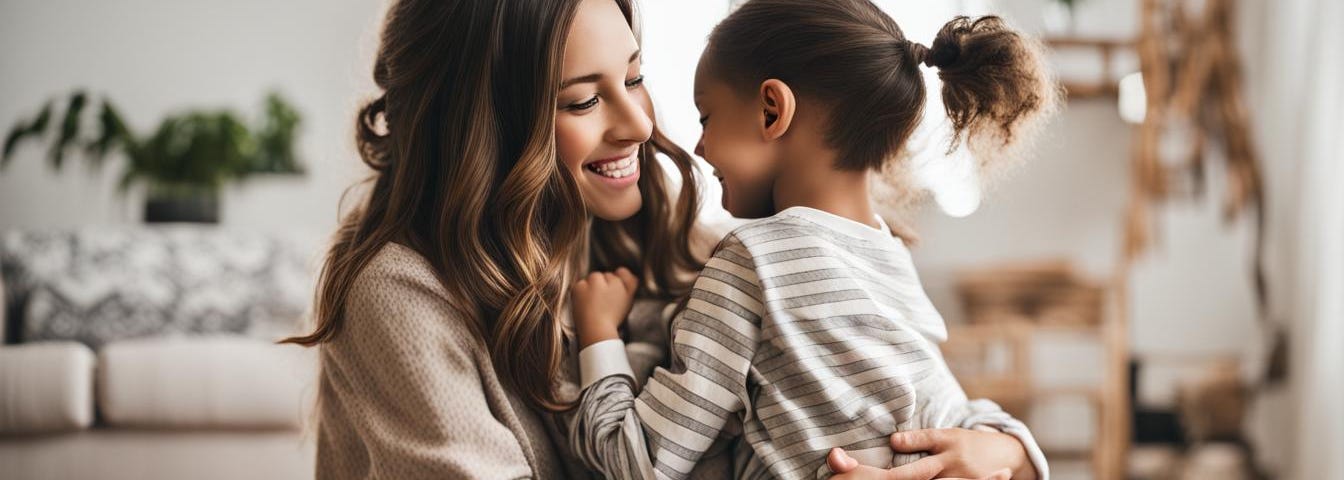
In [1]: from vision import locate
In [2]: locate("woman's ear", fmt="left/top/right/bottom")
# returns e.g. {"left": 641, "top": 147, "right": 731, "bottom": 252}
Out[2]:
{"left": 757, "top": 79, "right": 795, "bottom": 141}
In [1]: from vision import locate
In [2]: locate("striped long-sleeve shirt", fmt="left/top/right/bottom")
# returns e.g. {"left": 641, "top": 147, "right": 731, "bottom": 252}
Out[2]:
{"left": 570, "top": 206, "right": 1049, "bottom": 480}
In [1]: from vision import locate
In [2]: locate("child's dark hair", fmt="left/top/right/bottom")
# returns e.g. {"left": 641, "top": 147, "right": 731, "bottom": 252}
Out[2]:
{"left": 703, "top": 0, "right": 1057, "bottom": 171}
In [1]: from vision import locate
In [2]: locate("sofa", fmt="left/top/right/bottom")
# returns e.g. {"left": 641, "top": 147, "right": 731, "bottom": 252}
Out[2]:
{"left": 0, "top": 227, "right": 323, "bottom": 480}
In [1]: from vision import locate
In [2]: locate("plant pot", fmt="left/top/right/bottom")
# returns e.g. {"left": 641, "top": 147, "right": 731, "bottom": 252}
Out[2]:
{"left": 144, "top": 185, "right": 220, "bottom": 224}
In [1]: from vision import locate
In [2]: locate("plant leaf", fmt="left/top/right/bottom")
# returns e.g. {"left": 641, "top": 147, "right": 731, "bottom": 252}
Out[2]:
{"left": 86, "top": 99, "right": 134, "bottom": 170}
{"left": 47, "top": 91, "right": 88, "bottom": 171}
{"left": 2, "top": 101, "right": 53, "bottom": 169}
{"left": 252, "top": 91, "right": 304, "bottom": 175}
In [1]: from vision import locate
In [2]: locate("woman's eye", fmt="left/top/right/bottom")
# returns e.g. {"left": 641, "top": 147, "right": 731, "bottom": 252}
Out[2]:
{"left": 568, "top": 95, "right": 599, "bottom": 111}
{"left": 625, "top": 74, "right": 645, "bottom": 88}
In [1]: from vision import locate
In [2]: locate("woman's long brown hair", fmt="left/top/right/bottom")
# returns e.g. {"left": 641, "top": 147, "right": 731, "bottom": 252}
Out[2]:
{"left": 282, "top": 0, "right": 703, "bottom": 412}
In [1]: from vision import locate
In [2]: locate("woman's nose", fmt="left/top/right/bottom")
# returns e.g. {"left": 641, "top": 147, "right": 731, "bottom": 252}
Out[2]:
{"left": 607, "top": 90, "right": 653, "bottom": 145}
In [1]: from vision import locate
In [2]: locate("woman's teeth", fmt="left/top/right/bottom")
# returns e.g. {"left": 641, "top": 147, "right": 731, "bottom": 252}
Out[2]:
{"left": 587, "top": 156, "right": 638, "bottom": 179}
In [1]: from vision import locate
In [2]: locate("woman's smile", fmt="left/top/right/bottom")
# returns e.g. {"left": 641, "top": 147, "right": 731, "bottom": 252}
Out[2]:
{"left": 582, "top": 151, "right": 641, "bottom": 187}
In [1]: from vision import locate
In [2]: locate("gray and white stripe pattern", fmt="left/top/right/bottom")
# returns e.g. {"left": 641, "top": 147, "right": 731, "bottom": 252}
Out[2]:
{"left": 571, "top": 207, "right": 1048, "bottom": 480}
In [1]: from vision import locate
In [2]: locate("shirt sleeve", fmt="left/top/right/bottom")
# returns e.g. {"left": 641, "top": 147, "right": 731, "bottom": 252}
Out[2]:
{"left": 579, "top": 339, "right": 637, "bottom": 390}
{"left": 570, "top": 235, "right": 763, "bottom": 480}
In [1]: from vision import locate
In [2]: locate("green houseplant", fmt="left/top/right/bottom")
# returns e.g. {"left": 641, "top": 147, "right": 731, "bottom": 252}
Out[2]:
{"left": 1, "top": 91, "right": 305, "bottom": 223}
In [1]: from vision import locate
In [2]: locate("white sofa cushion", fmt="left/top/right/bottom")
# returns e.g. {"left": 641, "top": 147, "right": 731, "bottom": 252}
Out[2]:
{"left": 98, "top": 335, "right": 314, "bottom": 429}
{"left": 0, "top": 342, "right": 95, "bottom": 433}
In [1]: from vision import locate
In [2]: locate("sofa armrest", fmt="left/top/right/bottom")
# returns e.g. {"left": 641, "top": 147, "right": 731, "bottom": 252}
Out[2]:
{"left": 0, "top": 342, "right": 96, "bottom": 434}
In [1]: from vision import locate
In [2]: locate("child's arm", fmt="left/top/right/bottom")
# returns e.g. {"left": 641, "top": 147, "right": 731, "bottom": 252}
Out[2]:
{"left": 570, "top": 271, "right": 673, "bottom": 386}
{"left": 570, "top": 238, "right": 761, "bottom": 480}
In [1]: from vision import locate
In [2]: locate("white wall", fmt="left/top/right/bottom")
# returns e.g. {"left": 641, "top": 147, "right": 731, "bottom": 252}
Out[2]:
{"left": 0, "top": 0, "right": 384, "bottom": 233}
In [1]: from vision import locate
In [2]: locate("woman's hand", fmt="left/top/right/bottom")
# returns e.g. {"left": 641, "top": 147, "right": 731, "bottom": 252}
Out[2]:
{"left": 572, "top": 267, "right": 639, "bottom": 348}
{"left": 828, "top": 428, "right": 1036, "bottom": 480}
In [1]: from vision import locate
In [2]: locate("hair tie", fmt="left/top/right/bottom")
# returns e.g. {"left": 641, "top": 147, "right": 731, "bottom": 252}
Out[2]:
{"left": 905, "top": 40, "right": 933, "bottom": 68}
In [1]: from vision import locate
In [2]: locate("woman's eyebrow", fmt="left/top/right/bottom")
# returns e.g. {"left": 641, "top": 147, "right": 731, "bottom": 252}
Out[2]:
{"left": 561, "top": 73, "right": 602, "bottom": 89}
{"left": 560, "top": 49, "right": 642, "bottom": 89}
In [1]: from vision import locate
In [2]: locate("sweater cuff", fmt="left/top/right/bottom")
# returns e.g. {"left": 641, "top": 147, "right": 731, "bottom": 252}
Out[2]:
{"left": 578, "top": 339, "right": 636, "bottom": 391}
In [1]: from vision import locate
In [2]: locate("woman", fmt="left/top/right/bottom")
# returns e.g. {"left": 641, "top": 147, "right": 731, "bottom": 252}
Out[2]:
{"left": 286, "top": 0, "right": 1040, "bottom": 478}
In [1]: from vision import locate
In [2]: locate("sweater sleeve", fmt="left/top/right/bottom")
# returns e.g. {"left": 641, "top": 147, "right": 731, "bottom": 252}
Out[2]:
{"left": 316, "top": 258, "right": 534, "bottom": 480}
{"left": 570, "top": 235, "right": 762, "bottom": 480}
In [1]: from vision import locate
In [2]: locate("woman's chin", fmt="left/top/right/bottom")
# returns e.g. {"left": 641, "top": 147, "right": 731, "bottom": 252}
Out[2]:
{"left": 588, "top": 191, "right": 643, "bottom": 222}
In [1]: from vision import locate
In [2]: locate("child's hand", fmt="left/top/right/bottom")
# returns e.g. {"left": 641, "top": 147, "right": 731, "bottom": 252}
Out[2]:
{"left": 572, "top": 267, "right": 639, "bottom": 349}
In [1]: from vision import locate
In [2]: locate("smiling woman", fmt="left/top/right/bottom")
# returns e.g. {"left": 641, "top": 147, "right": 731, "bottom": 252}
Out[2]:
{"left": 280, "top": 0, "right": 709, "bottom": 478}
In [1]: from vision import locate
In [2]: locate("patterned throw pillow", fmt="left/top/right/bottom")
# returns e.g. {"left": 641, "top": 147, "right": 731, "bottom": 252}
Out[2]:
{"left": 0, "top": 227, "right": 320, "bottom": 348}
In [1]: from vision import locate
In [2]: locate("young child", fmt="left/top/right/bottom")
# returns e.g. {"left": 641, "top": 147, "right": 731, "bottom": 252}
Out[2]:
{"left": 569, "top": 1, "right": 1059, "bottom": 478}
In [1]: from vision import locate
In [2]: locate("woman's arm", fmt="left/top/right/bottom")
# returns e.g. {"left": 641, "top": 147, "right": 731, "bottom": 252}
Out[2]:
{"left": 317, "top": 260, "right": 534, "bottom": 479}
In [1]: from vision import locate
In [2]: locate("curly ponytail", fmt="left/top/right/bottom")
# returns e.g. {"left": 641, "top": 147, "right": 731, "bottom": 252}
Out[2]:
{"left": 922, "top": 16, "right": 1059, "bottom": 156}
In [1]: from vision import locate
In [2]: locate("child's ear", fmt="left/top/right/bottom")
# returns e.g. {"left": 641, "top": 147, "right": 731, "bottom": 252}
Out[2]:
{"left": 757, "top": 79, "right": 795, "bottom": 141}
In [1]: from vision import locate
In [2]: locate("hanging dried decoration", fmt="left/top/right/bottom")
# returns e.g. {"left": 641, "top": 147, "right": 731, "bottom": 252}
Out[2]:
{"left": 1127, "top": 0, "right": 1266, "bottom": 308}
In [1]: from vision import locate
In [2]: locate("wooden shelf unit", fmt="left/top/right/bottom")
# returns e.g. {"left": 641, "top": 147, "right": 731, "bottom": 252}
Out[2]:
{"left": 943, "top": 272, "right": 1130, "bottom": 480}
{"left": 1045, "top": 36, "right": 1136, "bottom": 99}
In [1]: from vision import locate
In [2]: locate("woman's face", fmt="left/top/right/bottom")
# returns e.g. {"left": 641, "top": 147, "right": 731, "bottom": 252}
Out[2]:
{"left": 554, "top": 0, "right": 653, "bottom": 222}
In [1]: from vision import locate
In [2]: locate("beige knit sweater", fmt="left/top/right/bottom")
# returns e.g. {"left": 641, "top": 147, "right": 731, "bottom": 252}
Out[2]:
{"left": 313, "top": 242, "right": 733, "bottom": 479}
{"left": 315, "top": 242, "right": 572, "bottom": 479}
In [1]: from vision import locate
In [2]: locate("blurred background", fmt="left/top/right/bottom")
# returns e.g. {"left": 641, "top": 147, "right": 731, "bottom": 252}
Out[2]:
{"left": 0, "top": 0, "right": 1339, "bottom": 479}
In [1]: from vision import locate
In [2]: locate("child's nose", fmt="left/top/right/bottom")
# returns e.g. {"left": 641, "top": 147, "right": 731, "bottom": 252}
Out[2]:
{"left": 694, "top": 135, "right": 705, "bottom": 158}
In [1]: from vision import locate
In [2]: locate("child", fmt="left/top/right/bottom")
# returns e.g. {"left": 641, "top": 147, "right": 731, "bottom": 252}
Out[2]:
{"left": 569, "top": 1, "right": 1059, "bottom": 478}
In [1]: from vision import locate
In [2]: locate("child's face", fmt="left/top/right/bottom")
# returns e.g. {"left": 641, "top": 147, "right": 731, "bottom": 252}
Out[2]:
{"left": 693, "top": 60, "right": 779, "bottom": 219}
